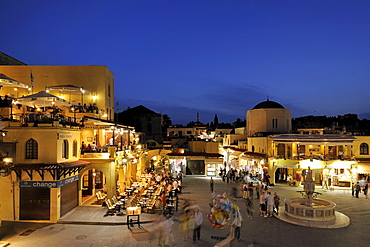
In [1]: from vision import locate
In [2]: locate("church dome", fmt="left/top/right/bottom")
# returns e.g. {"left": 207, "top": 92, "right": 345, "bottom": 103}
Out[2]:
{"left": 253, "top": 100, "right": 284, "bottom": 109}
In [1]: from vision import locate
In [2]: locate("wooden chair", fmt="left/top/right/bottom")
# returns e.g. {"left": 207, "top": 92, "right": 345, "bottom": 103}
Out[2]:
{"left": 104, "top": 199, "right": 116, "bottom": 216}
{"left": 96, "top": 191, "right": 107, "bottom": 204}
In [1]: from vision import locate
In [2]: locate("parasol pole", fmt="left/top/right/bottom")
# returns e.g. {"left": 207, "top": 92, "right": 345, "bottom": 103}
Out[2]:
{"left": 30, "top": 71, "right": 34, "bottom": 94}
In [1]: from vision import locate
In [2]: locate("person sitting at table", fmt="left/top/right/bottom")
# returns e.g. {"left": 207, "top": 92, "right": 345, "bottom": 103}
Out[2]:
{"left": 167, "top": 182, "right": 173, "bottom": 198}
{"left": 85, "top": 144, "right": 91, "bottom": 152}
{"left": 91, "top": 142, "right": 97, "bottom": 152}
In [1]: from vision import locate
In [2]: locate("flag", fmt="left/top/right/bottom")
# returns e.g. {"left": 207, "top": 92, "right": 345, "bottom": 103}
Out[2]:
{"left": 30, "top": 71, "right": 34, "bottom": 86}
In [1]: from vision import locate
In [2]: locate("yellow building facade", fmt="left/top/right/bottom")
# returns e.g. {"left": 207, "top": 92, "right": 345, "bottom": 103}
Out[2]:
{"left": 222, "top": 99, "right": 369, "bottom": 188}
{"left": 0, "top": 65, "right": 148, "bottom": 223}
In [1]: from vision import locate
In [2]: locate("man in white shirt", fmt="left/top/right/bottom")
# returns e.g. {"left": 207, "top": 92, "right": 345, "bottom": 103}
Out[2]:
{"left": 193, "top": 207, "right": 203, "bottom": 242}
{"left": 165, "top": 214, "right": 174, "bottom": 246}
{"left": 91, "top": 142, "right": 97, "bottom": 152}
{"left": 265, "top": 191, "right": 274, "bottom": 217}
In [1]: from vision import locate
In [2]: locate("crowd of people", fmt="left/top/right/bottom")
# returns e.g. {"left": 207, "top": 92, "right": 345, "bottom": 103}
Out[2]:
{"left": 148, "top": 171, "right": 204, "bottom": 246}
{"left": 217, "top": 169, "right": 280, "bottom": 240}
{"left": 138, "top": 169, "right": 279, "bottom": 246}
{"left": 352, "top": 181, "right": 369, "bottom": 199}
{"left": 144, "top": 168, "right": 369, "bottom": 246}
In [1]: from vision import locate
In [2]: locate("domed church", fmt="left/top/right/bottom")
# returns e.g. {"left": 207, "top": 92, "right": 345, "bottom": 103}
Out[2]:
{"left": 246, "top": 99, "right": 292, "bottom": 136}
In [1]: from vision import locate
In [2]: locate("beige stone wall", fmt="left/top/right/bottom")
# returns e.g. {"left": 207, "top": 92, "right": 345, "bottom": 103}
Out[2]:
{"left": 223, "top": 134, "right": 246, "bottom": 146}
{"left": 352, "top": 136, "right": 370, "bottom": 158}
{"left": 206, "top": 142, "right": 220, "bottom": 153}
{"left": 246, "top": 108, "right": 291, "bottom": 136}
{"left": 3, "top": 127, "right": 81, "bottom": 164}
{"left": 247, "top": 136, "right": 269, "bottom": 154}
{"left": 0, "top": 175, "right": 14, "bottom": 221}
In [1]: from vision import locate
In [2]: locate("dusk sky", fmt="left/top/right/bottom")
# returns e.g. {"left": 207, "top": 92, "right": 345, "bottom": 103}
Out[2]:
{"left": 2, "top": 0, "right": 370, "bottom": 124}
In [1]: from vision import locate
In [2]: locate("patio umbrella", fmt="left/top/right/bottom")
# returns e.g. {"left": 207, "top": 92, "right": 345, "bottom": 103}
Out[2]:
{"left": 0, "top": 73, "right": 29, "bottom": 88}
{"left": 46, "top": 84, "right": 91, "bottom": 95}
{"left": 17, "top": 91, "right": 71, "bottom": 108}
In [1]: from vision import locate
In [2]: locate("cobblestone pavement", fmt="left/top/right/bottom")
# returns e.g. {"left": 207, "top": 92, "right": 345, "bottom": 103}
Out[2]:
{"left": 1, "top": 176, "right": 369, "bottom": 247}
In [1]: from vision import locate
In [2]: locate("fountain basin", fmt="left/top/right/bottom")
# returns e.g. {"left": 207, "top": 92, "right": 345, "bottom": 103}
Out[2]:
{"left": 284, "top": 197, "right": 336, "bottom": 222}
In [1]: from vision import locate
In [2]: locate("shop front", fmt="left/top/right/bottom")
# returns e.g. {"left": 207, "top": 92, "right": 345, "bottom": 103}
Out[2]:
{"left": 205, "top": 159, "right": 224, "bottom": 177}
{"left": 19, "top": 174, "right": 80, "bottom": 221}
{"left": 326, "top": 160, "right": 353, "bottom": 187}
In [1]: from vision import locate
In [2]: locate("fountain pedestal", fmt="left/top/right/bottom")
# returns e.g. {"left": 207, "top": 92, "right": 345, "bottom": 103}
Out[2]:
{"left": 275, "top": 167, "right": 350, "bottom": 228}
{"left": 284, "top": 197, "right": 336, "bottom": 222}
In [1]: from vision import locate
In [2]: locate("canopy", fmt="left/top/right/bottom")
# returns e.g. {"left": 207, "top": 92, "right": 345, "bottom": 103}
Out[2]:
{"left": 46, "top": 84, "right": 91, "bottom": 95}
{"left": 0, "top": 73, "right": 29, "bottom": 88}
{"left": 17, "top": 91, "right": 71, "bottom": 108}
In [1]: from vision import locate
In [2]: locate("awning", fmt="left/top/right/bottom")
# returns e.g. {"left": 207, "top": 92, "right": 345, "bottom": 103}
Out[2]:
{"left": 167, "top": 152, "right": 223, "bottom": 158}
{"left": 13, "top": 160, "right": 90, "bottom": 170}
{"left": 275, "top": 164, "right": 298, "bottom": 168}
{"left": 46, "top": 84, "right": 91, "bottom": 95}
{"left": 0, "top": 73, "right": 29, "bottom": 88}
{"left": 17, "top": 91, "right": 71, "bottom": 108}
{"left": 12, "top": 160, "right": 90, "bottom": 180}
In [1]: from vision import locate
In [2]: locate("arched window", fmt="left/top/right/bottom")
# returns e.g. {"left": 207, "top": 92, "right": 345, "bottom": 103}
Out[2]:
{"left": 26, "top": 138, "right": 38, "bottom": 159}
{"left": 62, "top": 140, "right": 69, "bottom": 159}
{"left": 360, "top": 143, "right": 369, "bottom": 155}
{"left": 73, "top": 140, "right": 78, "bottom": 157}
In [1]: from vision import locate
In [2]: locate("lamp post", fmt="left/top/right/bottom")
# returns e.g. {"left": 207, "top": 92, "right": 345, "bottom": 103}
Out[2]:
{"left": 1, "top": 154, "right": 13, "bottom": 177}
{"left": 71, "top": 107, "right": 76, "bottom": 123}
{"left": 110, "top": 125, "right": 115, "bottom": 146}
{"left": 80, "top": 87, "right": 85, "bottom": 106}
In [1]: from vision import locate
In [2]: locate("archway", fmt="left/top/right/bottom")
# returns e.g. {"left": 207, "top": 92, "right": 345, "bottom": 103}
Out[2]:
{"left": 274, "top": 167, "right": 288, "bottom": 183}
{"left": 147, "top": 149, "right": 172, "bottom": 173}
{"left": 149, "top": 154, "right": 169, "bottom": 172}
{"left": 79, "top": 168, "right": 107, "bottom": 205}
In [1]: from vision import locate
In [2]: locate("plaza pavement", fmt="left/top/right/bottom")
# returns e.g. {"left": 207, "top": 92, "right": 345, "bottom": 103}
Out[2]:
{"left": 1, "top": 176, "right": 370, "bottom": 247}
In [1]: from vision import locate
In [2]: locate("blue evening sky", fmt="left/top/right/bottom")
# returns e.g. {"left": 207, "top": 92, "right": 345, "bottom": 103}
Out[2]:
{"left": 1, "top": 0, "right": 370, "bottom": 124}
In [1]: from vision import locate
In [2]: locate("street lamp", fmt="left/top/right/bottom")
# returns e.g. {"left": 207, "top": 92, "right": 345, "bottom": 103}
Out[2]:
{"left": 71, "top": 107, "right": 76, "bottom": 122}
{"left": 0, "top": 154, "right": 13, "bottom": 177}
{"left": 80, "top": 87, "right": 85, "bottom": 106}
{"left": 110, "top": 125, "right": 116, "bottom": 146}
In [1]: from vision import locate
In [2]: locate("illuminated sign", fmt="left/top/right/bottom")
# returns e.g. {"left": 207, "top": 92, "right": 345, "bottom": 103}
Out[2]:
{"left": 19, "top": 175, "right": 79, "bottom": 188}
{"left": 58, "top": 133, "right": 73, "bottom": 139}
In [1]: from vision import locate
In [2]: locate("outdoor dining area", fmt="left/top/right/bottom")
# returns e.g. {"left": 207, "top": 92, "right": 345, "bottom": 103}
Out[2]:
{"left": 0, "top": 77, "right": 99, "bottom": 126}
{"left": 99, "top": 173, "right": 180, "bottom": 218}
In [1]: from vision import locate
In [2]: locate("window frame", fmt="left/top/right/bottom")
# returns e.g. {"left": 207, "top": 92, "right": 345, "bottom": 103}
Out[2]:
{"left": 25, "top": 138, "right": 38, "bottom": 159}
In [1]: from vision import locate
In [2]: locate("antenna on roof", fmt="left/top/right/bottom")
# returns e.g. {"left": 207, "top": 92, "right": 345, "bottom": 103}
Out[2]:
{"left": 267, "top": 96, "right": 269, "bottom": 101}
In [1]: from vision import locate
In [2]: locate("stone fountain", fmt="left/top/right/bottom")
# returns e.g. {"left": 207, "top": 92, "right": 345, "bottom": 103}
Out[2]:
{"left": 278, "top": 167, "right": 350, "bottom": 228}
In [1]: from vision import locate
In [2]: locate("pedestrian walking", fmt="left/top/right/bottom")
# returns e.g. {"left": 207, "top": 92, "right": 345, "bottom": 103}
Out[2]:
{"left": 232, "top": 210, "right": 243, "bottom": 240}
{"left": 242, "top": 183, "right": 248, "bottom": 199}
{"left": 210, "top": 177, "right": 214, "bottom": 192}
{"left": 179, "top": 212, "right": 190, "bottom": 240}
{"left": 255, "top": 182, "right": 260, "bottom": 199}
{"left": 259, "top": 191, "right": 266, "bottom": 217}
{"left": 231, "top": 184, "right": 238, "bottom": 201}
{"left": 245, "top": 197, "right": 253, "bottom": 219}
{"left": 164, "top": 214, "right": 174, "bottom": 246}
{"left": 193, "top": 207, "right": 203, "bottom": 242}
{"left": 351, "top": 182, "right": 355, "bottom": 197}
{"left": 248, "top": 182, "right": 254, "bottom": 199}
{"left": 274, "top": 192, "right": 280, "bottom": 214}
{"left": 355, "top": 182, "right": 361, "bottom": 198}
{"left": 156, "top": 215, "right": 167, "bottom": 247}
{"left": 265, "top": 191, "right": 274, "bottom": 217}
{"left": 364, "top": 183, "right": 369, "bottom": 199}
